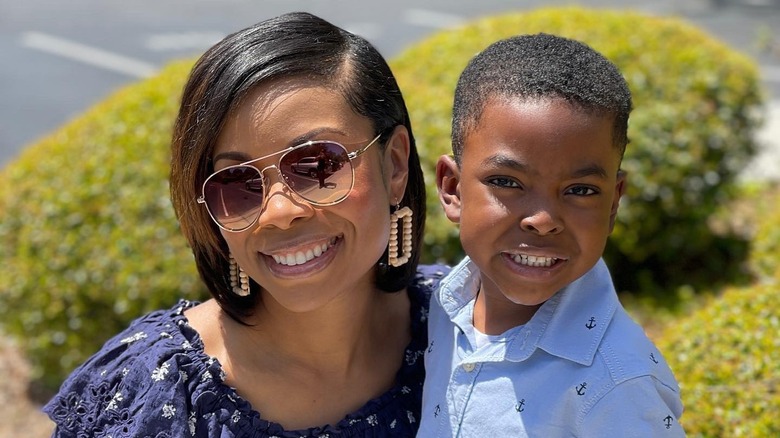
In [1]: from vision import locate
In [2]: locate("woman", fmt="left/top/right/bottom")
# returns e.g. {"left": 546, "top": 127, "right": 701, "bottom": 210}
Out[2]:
{"left": 45, "top": 12, "right": 447, "bottom": 437}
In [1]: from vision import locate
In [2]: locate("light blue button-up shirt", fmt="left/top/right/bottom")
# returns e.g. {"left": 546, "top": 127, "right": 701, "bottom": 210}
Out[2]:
{"left": 418, "top": 257, "right": 685, "bottom": 437}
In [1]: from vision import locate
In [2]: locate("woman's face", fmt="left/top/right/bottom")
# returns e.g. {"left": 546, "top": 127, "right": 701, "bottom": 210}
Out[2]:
{"left": 212, "top": 79, "right": 409, "bottom": 313}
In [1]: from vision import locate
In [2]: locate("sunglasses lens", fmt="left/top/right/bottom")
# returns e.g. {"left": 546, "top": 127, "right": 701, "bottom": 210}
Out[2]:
{"left": 279, "top": 142, "right": 353, "bottom": 204}
{"left": 203, "top": 166, "right": 264, "bottom": 231}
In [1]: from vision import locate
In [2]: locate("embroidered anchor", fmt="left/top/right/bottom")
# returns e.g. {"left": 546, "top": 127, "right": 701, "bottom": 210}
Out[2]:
{"left": 515, "top": 399, "right": 525, "bottom": 413}
{"left": 428, "top": 341, "right": 434, "bottom": 353}
{"left": 664, "top": 415, "right": 673, "bottom": 429}
{"left": 585, "top": 317, "right": 596, "bottom": 330}
{"left": 434, "top": 404, "right": 441, "bottom": 418}
{"left": 576, "top": 382, "right": 587, "bottom": 396}
{"left": 650, "top": 353, "right": 659, "bottom": 364}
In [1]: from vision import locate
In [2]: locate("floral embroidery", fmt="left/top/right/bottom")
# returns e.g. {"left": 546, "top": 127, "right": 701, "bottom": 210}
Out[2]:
{"left": 105, "top": 391, "right": 123, "bottom": 411}
{"left": 152, "top": 362, "right": 171, "bottom": 382}
{"left": 162, "top": 403, "right": 176, "bottom": 419}
{"left": 120, "top": 331, "right": 147, "bottom": 344}
{"left": 188, "top": 412, "right": 196, "bottom": 436}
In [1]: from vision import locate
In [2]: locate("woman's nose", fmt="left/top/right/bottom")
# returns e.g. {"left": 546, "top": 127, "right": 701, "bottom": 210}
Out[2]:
{"left": 255, "top": 168, "right": 313, "bottom": 230}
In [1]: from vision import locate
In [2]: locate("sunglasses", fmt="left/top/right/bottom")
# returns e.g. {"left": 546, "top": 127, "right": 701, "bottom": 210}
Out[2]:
{"left": 197, "top": 133, "right": 382, "bottom": 232}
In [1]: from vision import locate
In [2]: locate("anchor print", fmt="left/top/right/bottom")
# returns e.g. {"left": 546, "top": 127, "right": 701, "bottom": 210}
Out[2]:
{"left": 576, "top": 382, "right": 587, "bottom": 396}
{"left": 664, "top": 415, "right": 673, "bottom": 429}
{"left": 434, "top": 404, "right": 441, "bottom": 418}
{"left": 650, "top": 352, "right": 659, "bottom": 364}
{"left": 515, "top": 399, "right": 525, "bottom": 413}
{"left": 585, "top": 317, "right": 596, "bottom": 330}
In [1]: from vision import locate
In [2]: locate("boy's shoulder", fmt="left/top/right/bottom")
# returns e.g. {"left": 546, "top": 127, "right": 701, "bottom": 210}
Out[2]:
{"left": 597, "top": 306, "right": 679, "bottom": 386}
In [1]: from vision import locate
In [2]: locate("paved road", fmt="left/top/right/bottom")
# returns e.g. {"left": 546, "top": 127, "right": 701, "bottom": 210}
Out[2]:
{"left": 1, "top": 0, "right": 778, "bottom": 176}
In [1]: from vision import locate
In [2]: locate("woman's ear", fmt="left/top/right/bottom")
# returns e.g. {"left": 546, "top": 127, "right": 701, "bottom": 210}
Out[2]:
{"left": 436, "top": 155, "right": 462, "bottom": 224}
{"left": 383, "top": 125, "right": 410, "bottom": 201}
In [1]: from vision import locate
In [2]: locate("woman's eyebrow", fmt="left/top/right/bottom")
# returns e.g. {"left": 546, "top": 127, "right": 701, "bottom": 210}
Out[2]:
{"left": 213, "top": 150, "right": 251, "bottom": 163}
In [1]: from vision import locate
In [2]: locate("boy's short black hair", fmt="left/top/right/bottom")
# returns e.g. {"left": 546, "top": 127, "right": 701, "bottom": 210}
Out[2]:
{"left": 451, "top": 33, "right": 632, "bottom": 163}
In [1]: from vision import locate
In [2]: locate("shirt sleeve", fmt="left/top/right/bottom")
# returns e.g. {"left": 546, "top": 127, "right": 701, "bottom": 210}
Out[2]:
{"left": 579, "top": 375, "right": 686, "bottom": 437}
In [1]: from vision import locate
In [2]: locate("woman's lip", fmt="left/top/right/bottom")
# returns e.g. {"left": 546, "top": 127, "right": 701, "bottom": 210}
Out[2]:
{"left": 264, "top": 236, "right": 339, "bottom": 266}
{"left": 262, "top": 236, "right": 342, "bottom": 278}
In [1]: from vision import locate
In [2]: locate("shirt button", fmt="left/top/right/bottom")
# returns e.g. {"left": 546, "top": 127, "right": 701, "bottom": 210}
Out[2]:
{"left": 462, "top": 363, "right": 476, "bottom": 372}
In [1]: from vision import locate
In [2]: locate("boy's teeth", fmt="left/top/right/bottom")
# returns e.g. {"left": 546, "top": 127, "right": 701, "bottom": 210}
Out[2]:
{"left": 512, "top": 254, "right": 557, "bottom": 267}
{"left": 273, "top": 240, "right": 334, "bottom": 266}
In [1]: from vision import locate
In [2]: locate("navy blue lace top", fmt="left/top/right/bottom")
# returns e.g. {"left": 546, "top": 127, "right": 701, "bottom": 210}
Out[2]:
{"left": 44, "top": 265, "right": 449, "bottom": 438}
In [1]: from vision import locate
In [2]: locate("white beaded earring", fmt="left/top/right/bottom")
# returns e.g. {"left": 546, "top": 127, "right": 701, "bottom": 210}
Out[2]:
{"left": 229, "top": 253, "right": 250, "bottom": 296}
{"left": 388, "top": 205, "right": 413, "bottom": 267}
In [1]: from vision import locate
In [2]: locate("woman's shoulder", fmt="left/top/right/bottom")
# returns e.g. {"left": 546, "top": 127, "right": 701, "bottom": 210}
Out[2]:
{"left": 43, "top": 299, "right": 221, "bottom": 436}
{"left": 411, "top": 264, "right": 450, "bottom": 295}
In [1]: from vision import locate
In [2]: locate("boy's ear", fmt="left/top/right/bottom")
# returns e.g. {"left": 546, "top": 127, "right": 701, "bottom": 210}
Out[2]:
{"left": 436, "top": 155, "right": 462, "bottom": 223}
{"left": 609, "top": 170, "right": 627, "bottom": 232}
{"left": 383, "top": 125, "right": 411, "bottom": 202}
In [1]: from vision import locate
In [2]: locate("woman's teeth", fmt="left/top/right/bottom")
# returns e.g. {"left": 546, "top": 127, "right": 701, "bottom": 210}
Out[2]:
{"left": 512, "top": 254, "right": 557, "bottom": 267}
{"left": 271, "top": 238, "right": 335, "bottom": 266}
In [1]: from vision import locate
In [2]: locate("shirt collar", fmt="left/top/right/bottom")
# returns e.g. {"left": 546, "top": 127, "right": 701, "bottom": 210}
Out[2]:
{"left": 438, "top": 257, "right": 618, "bottom": 366}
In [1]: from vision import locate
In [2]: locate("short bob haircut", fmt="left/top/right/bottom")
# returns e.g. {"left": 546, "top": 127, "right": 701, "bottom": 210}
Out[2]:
{"left": 170, "top": 12, "right": 425, "bottom": 323}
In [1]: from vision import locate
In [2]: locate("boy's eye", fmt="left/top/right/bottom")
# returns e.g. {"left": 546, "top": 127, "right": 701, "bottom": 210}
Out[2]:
{"left": 486, "top": 176, "right": 521, "bottom": 188}
{"left": 567, "top": 186, "right": 598, "bottom": 196}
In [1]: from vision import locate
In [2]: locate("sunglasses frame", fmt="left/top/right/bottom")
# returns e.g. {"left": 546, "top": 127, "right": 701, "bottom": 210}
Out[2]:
{"left": 197, "top": 133, "right": 383, "bottom": 232}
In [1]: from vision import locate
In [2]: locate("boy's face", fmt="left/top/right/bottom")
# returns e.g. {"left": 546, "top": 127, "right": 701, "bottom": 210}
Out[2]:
{"left": 437, "top": 97, "right": 625, "bottom": 316}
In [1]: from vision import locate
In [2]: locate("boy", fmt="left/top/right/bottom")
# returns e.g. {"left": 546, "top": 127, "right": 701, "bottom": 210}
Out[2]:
{"left": 418, "top": 33, "right": 685, "bottom": 437}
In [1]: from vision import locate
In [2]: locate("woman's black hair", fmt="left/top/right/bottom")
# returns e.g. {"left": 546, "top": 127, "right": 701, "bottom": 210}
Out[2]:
{"left": 170, "top": 12, "right": 424, "bottom": 322}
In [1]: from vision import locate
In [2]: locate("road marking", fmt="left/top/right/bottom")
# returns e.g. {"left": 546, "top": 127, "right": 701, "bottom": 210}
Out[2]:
{"left": 20, "top": 31, "right": 157, "bottom": 79}
{"left": 145, "top": 32, "right": 225, "bottom": 52}
{"left": 403, "top": 9, "right": 465, "bottom": 29}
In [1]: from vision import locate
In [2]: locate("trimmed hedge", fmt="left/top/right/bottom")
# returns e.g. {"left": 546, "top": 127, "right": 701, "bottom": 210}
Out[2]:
{"left": 0, "top": 61, "right": 207, "bottom": 392}
{"left": 390, "top": 7, "right": 764, "bottom": 293}
{"left": 748, "top": 186, "right": 780, "bottom": 283}
{"left": 657, "top": 282, "right": 780, "bottom": 436}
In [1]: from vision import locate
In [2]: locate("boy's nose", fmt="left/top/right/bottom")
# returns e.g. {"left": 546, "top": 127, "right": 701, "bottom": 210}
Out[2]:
{"left": 519, "top": 208, "right": 563, "bottom": 236}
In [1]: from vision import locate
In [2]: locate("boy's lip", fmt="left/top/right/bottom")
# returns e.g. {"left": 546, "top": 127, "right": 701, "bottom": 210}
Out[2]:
{"left": 501, "top": 247, "right": 569, "bottom": 269}
{"left": 502, "top": 247, "right": 568, "bottom": 261}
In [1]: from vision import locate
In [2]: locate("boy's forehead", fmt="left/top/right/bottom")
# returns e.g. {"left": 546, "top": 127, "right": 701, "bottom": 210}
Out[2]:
{"left": 462, "top": 97, "right": 622, "bottom": 167}
{"left": 466, "top": 96, "right": 620, "bottom": 149}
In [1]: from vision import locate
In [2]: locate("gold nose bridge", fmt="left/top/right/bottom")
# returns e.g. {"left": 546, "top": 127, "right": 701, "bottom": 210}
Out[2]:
{"left": 255, "top": 164, "right": 294, "bottom": 201}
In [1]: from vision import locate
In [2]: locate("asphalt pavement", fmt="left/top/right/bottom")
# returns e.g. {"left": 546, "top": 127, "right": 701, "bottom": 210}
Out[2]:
{"left": 1, "top": 0, "right": 778, "bottom": 178}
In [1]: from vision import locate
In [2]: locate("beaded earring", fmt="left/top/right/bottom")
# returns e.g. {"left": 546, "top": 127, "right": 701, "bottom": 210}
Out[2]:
{"left": 229, "top": 253, "right": 250, "bottom": 296}
{"left": 388, "top": 205, "right": 413, "bottom": 267}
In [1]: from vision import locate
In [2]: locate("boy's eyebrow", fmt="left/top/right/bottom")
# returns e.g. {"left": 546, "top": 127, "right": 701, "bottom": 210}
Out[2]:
{"left": 482, "top": 154, "right": 528, "bottom": 171}
{"left": 482, "top": 154, "right": 609, "bottom": 179}
{"left": 570, "top": 163, "right": 609, "bottom": 179}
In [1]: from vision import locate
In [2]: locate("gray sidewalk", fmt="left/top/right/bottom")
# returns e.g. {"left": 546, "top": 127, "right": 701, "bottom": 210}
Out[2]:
{"left": 742, "top": 97, "right": 780, "bottom": 182}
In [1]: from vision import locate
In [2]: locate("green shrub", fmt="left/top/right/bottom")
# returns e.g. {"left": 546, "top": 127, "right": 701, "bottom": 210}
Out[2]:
{"left": 657, "top": 283, "right": 780, "bottom": 436}
{"left": 0, "top": 60, "right": 208, "bottom": 393}
{"left": 748, "top": 185, "right": 780, "bottom": 283}
{"left": 391, "top": 7, "right": 764, "bottom": 293}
